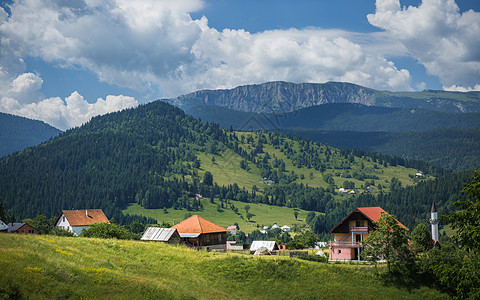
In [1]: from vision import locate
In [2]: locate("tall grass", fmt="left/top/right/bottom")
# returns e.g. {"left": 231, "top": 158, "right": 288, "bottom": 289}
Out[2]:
{"left": 0, "top": 234, "right": 447, "bottom": 299}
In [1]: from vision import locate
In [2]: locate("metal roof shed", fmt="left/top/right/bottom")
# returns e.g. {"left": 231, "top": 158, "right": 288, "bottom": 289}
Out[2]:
{"left": 141, "top": 227, "right": 181, "bottom": 244}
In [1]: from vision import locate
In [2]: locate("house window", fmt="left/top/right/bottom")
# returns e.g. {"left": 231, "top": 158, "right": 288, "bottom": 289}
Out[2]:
{"left": 218, "top": 233, "right": 222, "bottom": 241}
{"left": 356, "top": 234, "right": 361, "bottom": 243}
{"left": 63, "top": 216, "right": 65, "bottom": 222}
{"left": 338, "top": 249, "right": 342, "bottom": 254}
{"left": 356, "top": 221, "right": 364, "bottom": 227}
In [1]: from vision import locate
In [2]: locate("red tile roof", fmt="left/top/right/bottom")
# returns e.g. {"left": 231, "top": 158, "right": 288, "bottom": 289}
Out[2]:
{"left": 61, "top": 209, "right": 109, "bottom": 226}
{"left": 357, "top": 207, "right": 407, "bottom": 229}
{"left": 172, "top": 215, "right": 227, "bottom": 234}
{"left": 329, "top": 206, "right": 408, "bottom": 233}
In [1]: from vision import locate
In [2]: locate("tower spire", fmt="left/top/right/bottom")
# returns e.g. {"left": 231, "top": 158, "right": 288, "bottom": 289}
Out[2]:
{"left": 430, "top": 201, "right": 439, "bottom": 242}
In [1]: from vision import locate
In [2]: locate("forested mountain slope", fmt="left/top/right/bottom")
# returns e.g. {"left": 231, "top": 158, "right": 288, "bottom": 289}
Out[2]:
{"left": 0, "top": 112, "right": 62, "bottom": 157}
{"left": 186, "top": 103, "right": 480, "bottom": 132}
{"left": 285, "top": 128, "right": 480, "bottom": 171}
{"left": 0, "top": 100, "right": 464, "bottom": 233}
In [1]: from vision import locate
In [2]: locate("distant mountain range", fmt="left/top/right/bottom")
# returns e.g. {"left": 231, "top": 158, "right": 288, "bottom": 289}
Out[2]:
{"left": 162, "top": 81, "right": 480, "bottom": 171}
{"left": 164, "top": 81, "right": 480, "bottom": 113}
{"left": 0, "top": 112, "right": 62, "bottom": 157}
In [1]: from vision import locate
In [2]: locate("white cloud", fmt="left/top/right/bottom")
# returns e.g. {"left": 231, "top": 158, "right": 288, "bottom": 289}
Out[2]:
{"left": 368, "top": 0, "right": 480, "bottom": 91}
{"left": 443, "top": 84, "right": 480, "bottom": 92}
{"left": 0, "top": 90, "right": 138, "bottom": 131}
{"left": 0, "top": 0, "right": 414, "bottom": 102}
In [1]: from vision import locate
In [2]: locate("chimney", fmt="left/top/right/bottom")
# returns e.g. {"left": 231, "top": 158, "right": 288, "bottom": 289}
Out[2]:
{"left": 86, "top": 210, "right": 89, "bottom": 217}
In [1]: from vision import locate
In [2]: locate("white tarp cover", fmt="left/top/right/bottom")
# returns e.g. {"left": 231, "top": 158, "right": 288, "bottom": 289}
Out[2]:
{"left": 250, "top": 240, "right": 277, "bottom": 252}
{"left": 141, "top": 227, "right": 177, "bottom": 241}
{"left": 254, "top": 246, "right": 271, "bottom": 255}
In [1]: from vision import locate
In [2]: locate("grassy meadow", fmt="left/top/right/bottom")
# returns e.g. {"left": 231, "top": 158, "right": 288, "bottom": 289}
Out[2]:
{"left": 0, "top": 234, "right": 447, "bottom": 299}
{"left": 124, "top": 197, "right": 312, "bottom": 233}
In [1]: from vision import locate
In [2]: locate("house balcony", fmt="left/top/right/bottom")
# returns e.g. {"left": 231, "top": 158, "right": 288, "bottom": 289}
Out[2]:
{"left": 350, "top": 227, "right": 368, "bottom": 233}
{"left": 329, "top": 242, "right": 363, "bottom": 248}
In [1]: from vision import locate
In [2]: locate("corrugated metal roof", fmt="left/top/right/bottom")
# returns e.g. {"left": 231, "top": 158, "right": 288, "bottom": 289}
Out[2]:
{"left": 141, "top": 227, "right": 177, "bottom": 241}
{"left": 250, "top": 241, "right": 277, "bottom": 251}
{"left": 179, "top": 232, "right": 201, "bottom": 238}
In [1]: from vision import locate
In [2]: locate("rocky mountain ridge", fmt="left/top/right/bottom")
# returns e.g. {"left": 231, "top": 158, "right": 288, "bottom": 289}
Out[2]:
{"left": 163, "top": 81, "right": 480, "bottom": 113}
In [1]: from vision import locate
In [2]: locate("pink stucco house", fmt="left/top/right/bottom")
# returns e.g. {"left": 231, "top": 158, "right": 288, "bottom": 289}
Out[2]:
{"left": 328, "top": 207, "right": 407, "bottom": 261}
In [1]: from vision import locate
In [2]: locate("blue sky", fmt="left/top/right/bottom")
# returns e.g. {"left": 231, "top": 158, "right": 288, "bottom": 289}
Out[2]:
{"left": 0, "top": 0, "right": 479, "bottom": 129}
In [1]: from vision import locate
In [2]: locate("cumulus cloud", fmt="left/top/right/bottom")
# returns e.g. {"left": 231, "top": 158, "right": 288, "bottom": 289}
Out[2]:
{"left": 368, "top": 0, "right": 480, "bottom": 90}
{"left": 0, "top": 0, "right": 414, "bottom": 101}
{"left": 443, "top": 84, "right": 480, "bottom": 92}
{"left": 1, "top": 89, "right": 138, "bottom": 130}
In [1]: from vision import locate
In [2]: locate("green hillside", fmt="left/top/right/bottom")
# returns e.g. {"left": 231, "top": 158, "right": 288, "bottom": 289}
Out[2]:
{"left": 0, "top": 101, "right": 454, "bottom": 235}
{"left": 124, "top": 198, "right": 311, "bottom": 234}
{"left": 0, "top": 234, "right": 446, "bottom": 299}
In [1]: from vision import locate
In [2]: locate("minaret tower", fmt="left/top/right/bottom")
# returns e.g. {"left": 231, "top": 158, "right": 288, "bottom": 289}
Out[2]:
{"left": 430, "top": 201, "right": 439, "bottom": 242}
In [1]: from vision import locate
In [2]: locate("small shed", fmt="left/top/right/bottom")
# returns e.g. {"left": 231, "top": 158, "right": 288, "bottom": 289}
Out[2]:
{"left": 7, "top": 223, "right": 38, "bottom": 234}
{"left": 141, "top": 227, "right": 181, "bottom": 244}
{"left": 250, "top": 241, "right": 278, "bottom": 252}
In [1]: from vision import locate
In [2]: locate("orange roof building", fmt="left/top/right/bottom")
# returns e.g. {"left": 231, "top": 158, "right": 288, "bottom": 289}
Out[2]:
{"left": 328, "top": 207, "right": 407, "bottom": 261}
{"left": 55, "top": 209, "right": 109, "bottom": 236}
{"left": 172, "top": 215, "right": 227, "bottom": 248}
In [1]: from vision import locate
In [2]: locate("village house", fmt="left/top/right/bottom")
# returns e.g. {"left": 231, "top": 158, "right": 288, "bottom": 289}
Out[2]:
{"left": 55, "top": 209, "right": 109, "bottom": 236}
{"left": 281, "top": 225, "right": 291, "bottom": 232}
{"left": 7, "top": 223, "right": 38, "bottom": 234}
{"left": 171, "top": 215, "right": 227, "bottom": 250}
{"left": 328, "top": 207, "right": 407, "bottom": 261}
{"left": 141, "top": 227, "right": 181, "bottom": 244}
{"left": 227, "top": 225, "right": 238, "bottom": 235}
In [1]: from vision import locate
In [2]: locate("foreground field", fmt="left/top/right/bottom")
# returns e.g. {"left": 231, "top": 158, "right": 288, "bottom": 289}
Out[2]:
{"left": 0, "top": 234, "right": 447, "bottom": 299}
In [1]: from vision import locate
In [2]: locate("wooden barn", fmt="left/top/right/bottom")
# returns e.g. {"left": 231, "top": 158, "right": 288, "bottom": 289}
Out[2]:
{"left": 7, "top": 223, "right": 38, "bottom": 235}
{"left": 172, "top": 215, "right": 227, "bottom": 249}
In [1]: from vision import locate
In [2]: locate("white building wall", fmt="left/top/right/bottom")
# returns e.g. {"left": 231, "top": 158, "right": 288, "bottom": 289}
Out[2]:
{"left": 55, "top": 214, "right": 90, "bottom": 236}
{"left": 55, "top": 214, "right": 71, "bottom": 231}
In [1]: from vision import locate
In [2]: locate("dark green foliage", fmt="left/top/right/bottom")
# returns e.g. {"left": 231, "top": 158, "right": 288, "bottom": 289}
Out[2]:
{"left": 81, "top": 222, "right": 131, "bottom": 239}
{"left": 51, "top": 227, "right": 75, "bottom": 237}
{"left": 287, "top": 230, "right": 318, "bottom": 249}
{"left": 21, "top": 215, "right": 55, "bottom": 235}
{"left": 418, "top": 242, "right": 480, "bottom": 298}
{"left": 362, "top": 213, "right": 412, "bottom": 272}
{"left": 288, "top": 128, "right": 480, "bottom": 171}
{"left": 203, "top": 171, "right": 213, "bottom": 186}
{"left": 410, "top": 223, "right": 433, "bottom": 254}
{"left": 0, "top": 199, "right": 8, "bottom": 223}
{"left": 442, "top": 170, "right": 480, "bottom": 252}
